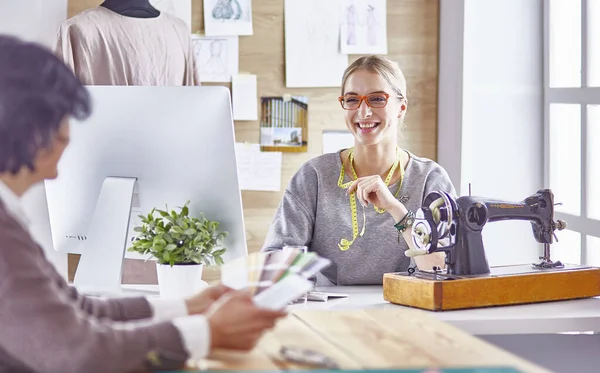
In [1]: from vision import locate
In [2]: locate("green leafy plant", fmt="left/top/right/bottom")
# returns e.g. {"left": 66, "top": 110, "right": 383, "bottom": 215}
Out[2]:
{"left": 128, "top": 201, "right": 228, "bottom": 267}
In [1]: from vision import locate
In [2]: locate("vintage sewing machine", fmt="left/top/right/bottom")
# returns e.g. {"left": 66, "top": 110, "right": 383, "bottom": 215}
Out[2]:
{"left": 383, "top": 189, "right": 600, "bottom": 311}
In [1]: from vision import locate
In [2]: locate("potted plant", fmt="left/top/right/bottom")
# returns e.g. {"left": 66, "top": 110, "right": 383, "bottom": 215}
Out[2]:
{"left": 128, "top": 201, "right": 228, "bottom": 298}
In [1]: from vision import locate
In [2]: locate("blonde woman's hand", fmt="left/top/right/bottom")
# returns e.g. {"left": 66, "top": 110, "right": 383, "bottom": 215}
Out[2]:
{"left": 347, "top": 175, "right": 400, "bottom": 212}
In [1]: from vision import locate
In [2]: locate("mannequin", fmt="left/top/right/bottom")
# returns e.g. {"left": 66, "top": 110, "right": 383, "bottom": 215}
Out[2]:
{"left": 55, "top": 0, "right": 200, "bottom": 86}
{"left": 101, "top": 0, "right": 160, "bottom": 18}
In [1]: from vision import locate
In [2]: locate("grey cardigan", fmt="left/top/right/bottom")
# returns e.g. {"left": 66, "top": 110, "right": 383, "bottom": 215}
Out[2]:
{"left": 262, "top": 150, "right": 457, "bottom": 286}
{"left": 0, "top": 201, "right": 189, "bottom": 373}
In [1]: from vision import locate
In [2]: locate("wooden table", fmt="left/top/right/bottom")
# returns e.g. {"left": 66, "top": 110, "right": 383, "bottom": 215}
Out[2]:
{"left": 190, "top": 309, "right": 550, "bottom": 372}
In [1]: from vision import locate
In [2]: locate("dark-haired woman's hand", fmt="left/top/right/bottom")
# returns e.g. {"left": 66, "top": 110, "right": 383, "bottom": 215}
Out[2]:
{"left": 185, "top": 284, "right": 234, "bottom": 315}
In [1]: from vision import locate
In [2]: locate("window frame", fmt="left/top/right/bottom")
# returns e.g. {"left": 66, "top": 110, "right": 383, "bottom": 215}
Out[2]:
{"left": 544, "top": 0, "right": 600, "bottom": 264}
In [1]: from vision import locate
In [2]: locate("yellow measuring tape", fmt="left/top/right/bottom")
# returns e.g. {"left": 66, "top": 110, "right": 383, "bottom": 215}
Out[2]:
{"left": 337, "top": 150, "right": 365, "bottom": 251}
{"left": 337, "top": 147, "right": 405, "bottom": 251}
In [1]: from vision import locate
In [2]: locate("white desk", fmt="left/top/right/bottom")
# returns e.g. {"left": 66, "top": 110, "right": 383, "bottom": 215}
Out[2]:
{"left": 120, "top": 284, "right": 600, "bottom": 336}
{"left": 291, "top": 285, "right": 600, "bottom": 335}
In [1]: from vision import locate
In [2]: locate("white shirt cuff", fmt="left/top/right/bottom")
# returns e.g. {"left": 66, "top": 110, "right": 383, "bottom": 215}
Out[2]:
{"left": 146, "top": 298, "right": 189, "bottom": 321}
{"left": 171, "top": 315, "right": 211, "bottom": 361}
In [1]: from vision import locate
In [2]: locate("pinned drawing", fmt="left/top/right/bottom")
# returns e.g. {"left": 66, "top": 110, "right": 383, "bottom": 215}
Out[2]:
{"left": 212, "top": 0, "right": 242, "bottom": 20}
{"left": 366, "top": 4, "right": 378, "bottom": 46}
{"left": 204, "top": 0, "right": 254, "bottom": 36}
{"left": 284, "top": 0, "right": 348, "bottom": 88}
{"left": 346, "top": 4, "right": 357, "bottom": 46}
{"left": 149, "top": 0, "right": 192, "bottom": 31}
{"left": 204, "top": 40, "right": 227, "bottom": 74}
{"left": 340, "top": 0, "right": 387, "bottom": 54}
{"left": 191, "top": 35, "right": 239, "bottom": 83}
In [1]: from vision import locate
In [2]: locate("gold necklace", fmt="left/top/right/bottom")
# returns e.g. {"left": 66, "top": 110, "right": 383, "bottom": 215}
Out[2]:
{"left": 337, "top": 147, "right": 404, "bottom": 251}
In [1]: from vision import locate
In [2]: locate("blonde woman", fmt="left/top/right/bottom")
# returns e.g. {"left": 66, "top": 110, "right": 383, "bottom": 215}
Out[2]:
{"left": 262, "top": 55, "right": 456, "bottom": 286}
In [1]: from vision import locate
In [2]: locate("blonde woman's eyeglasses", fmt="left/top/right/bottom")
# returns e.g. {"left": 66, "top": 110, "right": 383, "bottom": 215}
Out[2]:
{"left": 337, "top": 92, "right": 404, "bottom": 110}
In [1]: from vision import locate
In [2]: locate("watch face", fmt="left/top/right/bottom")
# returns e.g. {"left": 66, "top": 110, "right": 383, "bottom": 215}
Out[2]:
{"left": 406, "top": 217, "right": 415, "bottom": 226}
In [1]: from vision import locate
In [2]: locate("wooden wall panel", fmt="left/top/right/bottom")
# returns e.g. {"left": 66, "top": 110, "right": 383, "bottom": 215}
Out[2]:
{"left": 67, "top": 0, "right": 439, "bottom": 255}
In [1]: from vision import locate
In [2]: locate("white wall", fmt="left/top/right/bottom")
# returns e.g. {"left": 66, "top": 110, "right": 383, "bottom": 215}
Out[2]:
{"left": 438, "top": 0, "right": 544, "bottom": 265}
{"left": 0, "top": 0, "right": 67, "bottom": 47}
{"left": 0, "top": 0, "right": 69, "bottom": 279}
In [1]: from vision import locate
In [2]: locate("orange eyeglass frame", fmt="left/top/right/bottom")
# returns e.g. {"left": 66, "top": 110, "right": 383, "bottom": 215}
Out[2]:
{"left": 338, "top": 93, "right": 404, "bottom": 110}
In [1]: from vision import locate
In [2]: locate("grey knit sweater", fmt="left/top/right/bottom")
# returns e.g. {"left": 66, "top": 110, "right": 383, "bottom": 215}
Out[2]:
{"left": 0, "top": 201, "right": 188, "bottom": 373}
{"left": 262, "top": 150, "right": 456, "bottom": 286}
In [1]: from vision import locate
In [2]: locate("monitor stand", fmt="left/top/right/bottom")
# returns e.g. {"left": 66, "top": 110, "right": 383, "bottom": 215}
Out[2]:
{"left": 73, "top": 177, "right": 137, "bottom": 295}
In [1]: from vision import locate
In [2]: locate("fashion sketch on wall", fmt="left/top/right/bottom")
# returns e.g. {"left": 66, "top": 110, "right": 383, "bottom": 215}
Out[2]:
{"left": 204, "top": 0, "right": 254, "bottom": 36}
{"left": 284, "top": 0, "right": 347, "bottom": 88}
{"left": 340, "top": 0, "right": 388, "bottom": 54}
{"left": 191, "top": 35, "right": 239, "bottom": 83}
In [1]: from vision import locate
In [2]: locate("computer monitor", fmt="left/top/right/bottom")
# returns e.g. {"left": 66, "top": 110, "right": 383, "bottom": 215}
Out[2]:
{"left": 44, "top": 86, "right": 247, "bottom": 294}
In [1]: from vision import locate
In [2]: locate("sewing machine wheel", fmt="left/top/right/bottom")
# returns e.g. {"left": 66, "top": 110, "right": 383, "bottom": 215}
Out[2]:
{"left": 411, "top": 212, "right": 432, "bottom": 254}
{"left": 423, "top": 191, "right": 455, "bottom": 240}
{"left": 409, "top": 192, "right": 457, "bottom": 257}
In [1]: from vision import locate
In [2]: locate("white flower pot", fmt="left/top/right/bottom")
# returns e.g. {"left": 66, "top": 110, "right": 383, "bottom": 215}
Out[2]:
{"left": 156, "top": 263, "right": 207, "bottom": 299}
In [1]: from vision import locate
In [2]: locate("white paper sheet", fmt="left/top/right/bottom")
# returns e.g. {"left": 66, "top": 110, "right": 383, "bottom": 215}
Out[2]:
{"left": 322, "top": 130, "right": 355, "bottom": 154}
{"left": 234, "top": 143, "right": 282, "bottom": 192}
{"left": 150, "top": 0, "right": 192, "bottom": 31}
{"left": 340, "top": 0, "right": 387, "bottom": 54}
{"left": 204, "top": 0, "right": 253, "bottom": 36}
{"left": 191, "top": 35, "right": 239, "bottom": 83}
{"left": 284, "top": 0, "right": 348, "bottom": 88}
{"left": 232, "top": 74, "right": 258, "bottom": 120}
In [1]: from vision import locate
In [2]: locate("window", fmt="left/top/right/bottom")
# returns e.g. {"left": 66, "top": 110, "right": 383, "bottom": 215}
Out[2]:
{"left": 549, "top": 104, "right": 580, "bottom": 216}
{"left": 549, "top": 0, "right": 580, "bottom": 87}
{"left": 545, "top": 0, "right": 600, "bottom": 265}
{"left": 586, "top": 235, "right": 600, "bottom": 266}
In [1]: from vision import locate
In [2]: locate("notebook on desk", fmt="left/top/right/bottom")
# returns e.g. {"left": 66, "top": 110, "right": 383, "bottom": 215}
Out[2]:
{"left": 307, "top": 291, "right": 349, "bottom": 302}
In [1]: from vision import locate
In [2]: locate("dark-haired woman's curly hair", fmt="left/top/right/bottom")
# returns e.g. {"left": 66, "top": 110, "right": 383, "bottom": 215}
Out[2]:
{"left": 0, "top": 35, "right": 91, "bottom": 174}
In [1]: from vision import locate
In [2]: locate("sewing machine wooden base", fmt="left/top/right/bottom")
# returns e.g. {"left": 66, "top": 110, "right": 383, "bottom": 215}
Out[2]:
{"left": 383, "top": 264, "right": 600, "bottom": 311}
